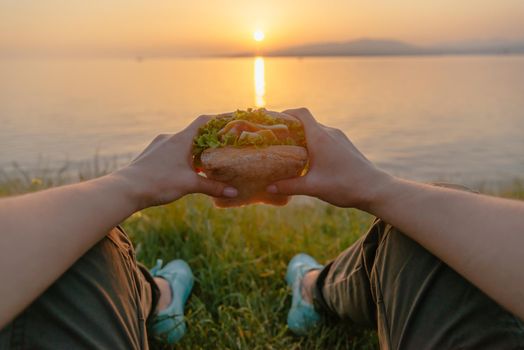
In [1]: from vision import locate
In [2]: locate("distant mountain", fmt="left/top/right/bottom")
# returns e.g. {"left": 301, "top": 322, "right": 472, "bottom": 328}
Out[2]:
{"left": 255, "top": 38, "right": 524, "bottom": 57}
{"left": 268, "top": 39, "right": 429, "bottom": 57}
{"left": 435, "top": 38, "right": 524, "bottom": 55}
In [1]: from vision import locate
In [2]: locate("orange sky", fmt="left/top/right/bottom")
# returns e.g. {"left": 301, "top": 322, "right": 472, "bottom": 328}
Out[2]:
{"left": 1, "top": 0, "right": 524, "bottom": 57}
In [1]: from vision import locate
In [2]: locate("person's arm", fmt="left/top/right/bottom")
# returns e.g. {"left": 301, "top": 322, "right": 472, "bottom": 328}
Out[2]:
{"left": 0, "top": 115, "right": 237, "bottom": 328}
{"left": 268, "top": 107, "right": 524, "bottom": 320}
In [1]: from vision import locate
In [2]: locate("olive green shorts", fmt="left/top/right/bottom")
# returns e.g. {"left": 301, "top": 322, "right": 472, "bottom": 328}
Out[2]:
{"left": 0, "top": 227, "right": 159, "bottom": 350}
{"left": 314, "top": 217, "right": 524, "bottom": 349}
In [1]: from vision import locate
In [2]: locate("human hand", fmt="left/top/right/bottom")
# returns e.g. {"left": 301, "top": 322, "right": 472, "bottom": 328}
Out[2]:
{"left": 114, "top": 115, "right": 238, "bottom": 210}
{"left": 266, "top": 108, "right": 393, "bottom": 209}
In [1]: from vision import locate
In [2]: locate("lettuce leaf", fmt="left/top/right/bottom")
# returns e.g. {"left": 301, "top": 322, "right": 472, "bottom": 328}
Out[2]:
{"left": 192, "top": 108, "right": 306, "bottom": 161}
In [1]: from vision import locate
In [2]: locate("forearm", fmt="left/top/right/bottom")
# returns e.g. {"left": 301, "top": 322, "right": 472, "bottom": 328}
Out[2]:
{"left": 367, "top": 177, "right": 524, "bottom": 319}
{"left": 0, "top": 173, "right": 139, "bottom": 327}
{"left": 270, "top": 108, "right": 524, "bottom": 318}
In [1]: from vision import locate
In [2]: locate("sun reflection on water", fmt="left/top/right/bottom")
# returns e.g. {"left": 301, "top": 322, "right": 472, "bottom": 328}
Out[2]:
{"left": 254, "top": 56, "right": 266, "bottom": 107}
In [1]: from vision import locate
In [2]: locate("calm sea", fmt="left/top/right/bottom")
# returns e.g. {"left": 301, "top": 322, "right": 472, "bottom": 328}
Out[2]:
{"left": 1, "top": 56, "right": 523, "bottom": 187}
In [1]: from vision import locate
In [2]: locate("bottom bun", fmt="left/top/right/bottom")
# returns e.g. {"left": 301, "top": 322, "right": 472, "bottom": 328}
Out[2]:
{"left": 200, "top": 145, "right": 308, "bottom": 207}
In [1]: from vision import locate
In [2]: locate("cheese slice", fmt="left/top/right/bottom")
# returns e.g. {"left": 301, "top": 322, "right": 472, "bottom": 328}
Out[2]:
{"left": 237, "top": 129, "right": 278, "bottom": 144}
{"left": 217, "top": 120, "right": 290, "bottom": 141}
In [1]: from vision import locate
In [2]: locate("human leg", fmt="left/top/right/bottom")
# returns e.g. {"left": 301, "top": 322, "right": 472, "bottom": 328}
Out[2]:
{"left": 0, "top": 227, "right": 159, "bottom": 350}
{"left": 149, "top": 259, "right": 194, "bottom": 344}
{"left": 312, "top": 218, "right": 524, "bottom": 349}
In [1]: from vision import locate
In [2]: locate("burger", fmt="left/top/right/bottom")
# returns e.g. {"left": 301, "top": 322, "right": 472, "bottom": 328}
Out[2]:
{"left": 193, "top": 108, "right": 308, "bottom": 207}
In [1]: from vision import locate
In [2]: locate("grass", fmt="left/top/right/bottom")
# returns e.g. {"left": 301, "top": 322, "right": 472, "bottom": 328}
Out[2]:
{"left": 129, "top": 196, "right": 378, "bottom": 349}
{"left": 2, "top": 172, "right": 523, "bottom": 349}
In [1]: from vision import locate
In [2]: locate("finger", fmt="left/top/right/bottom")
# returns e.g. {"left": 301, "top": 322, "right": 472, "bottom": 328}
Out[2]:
{"left": 266, "top": 176, "right": 313, "bottom": 196}
{"left": 153, "top": 133, "right": 172, "bottom": 142}
{"left": 145, "top": 134, "right": 172, "bottom": 149}
{"left": 281, "top": 107, "right": 324, "bottom": 144}
{"left": 183, "top": 114, "right": 214, "bottom": 136}
{"left": 264, "top": 110, "right": 299, "bottom": 123}
{"left": 131, "top": 133, "right": 173, "bottom": 161}
{"left": 215, "top": 111, "right": 235, "bottom": 119}
{"left": 173, "top": 115, "right": 215, "bottom": 161}
{"left": 281, "top": 107, "right": 318, "bottom": 130}
{"left": 190, "top": 176, "right": 238, "bottom": 198}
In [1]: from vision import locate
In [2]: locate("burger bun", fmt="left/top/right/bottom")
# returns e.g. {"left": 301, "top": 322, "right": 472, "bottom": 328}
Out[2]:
{"left": 200, "top": 145, "right": 308, "bottom": 207}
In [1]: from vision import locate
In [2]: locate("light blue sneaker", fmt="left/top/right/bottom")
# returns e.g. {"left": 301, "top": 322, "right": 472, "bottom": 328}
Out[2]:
{"left": 150, "top": 259, "right": 194, "bottom": 344}
{"left": 286, "top": 253, "right": 324, "bottom": 335}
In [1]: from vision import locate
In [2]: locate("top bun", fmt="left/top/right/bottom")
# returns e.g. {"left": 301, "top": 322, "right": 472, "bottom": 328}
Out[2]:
{"left": 193, "top": 108, "right": 308, "bottom": 207}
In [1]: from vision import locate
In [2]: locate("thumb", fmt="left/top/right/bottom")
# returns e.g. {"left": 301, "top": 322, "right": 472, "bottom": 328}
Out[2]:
{"left": 267, "top": 176, "right": 311, "bottom": 196}
{"left": 192, "top": 176, "right": 238, "bottom": 198}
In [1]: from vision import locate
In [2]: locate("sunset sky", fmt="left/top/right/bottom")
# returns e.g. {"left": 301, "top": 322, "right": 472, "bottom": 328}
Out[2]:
{"left": 1, "top": 0, "right": 524, "bottom": 57}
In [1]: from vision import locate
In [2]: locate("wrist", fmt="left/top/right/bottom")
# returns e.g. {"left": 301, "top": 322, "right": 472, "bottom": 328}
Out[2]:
{"left": 109, "top": 167, "right": 151, "bottom": 212}
{"left": 355, "top": 169, "right": 398, "bottom": 213}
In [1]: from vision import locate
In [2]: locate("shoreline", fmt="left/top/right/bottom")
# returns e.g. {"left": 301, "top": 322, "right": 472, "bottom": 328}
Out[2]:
{"left": 1, "top": 156, "right": 522, "bottom": 199}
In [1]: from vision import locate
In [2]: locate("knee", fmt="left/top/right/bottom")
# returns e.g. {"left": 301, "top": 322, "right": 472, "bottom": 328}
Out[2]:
{"left": 373, "top": 222, "right": 431, "bottom": 265}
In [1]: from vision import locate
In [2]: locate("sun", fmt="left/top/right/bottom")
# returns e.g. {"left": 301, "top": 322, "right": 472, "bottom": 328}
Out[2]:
{"left": 253, "top": 30, "right": 265, "bottom": 42}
